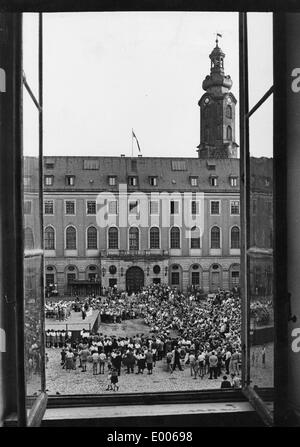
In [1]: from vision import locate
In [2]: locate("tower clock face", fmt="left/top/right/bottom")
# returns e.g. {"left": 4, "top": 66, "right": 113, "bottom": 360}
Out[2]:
{"left": 204, "top": 97, "right": 210, "bottom": 104}
{"left": 227, "top": 97, "right": 232, "bottom": 104}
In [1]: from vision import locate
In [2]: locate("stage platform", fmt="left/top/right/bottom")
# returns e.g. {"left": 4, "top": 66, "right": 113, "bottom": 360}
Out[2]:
{"left": 45, "top": 309, "right": 100, "bottom": 333}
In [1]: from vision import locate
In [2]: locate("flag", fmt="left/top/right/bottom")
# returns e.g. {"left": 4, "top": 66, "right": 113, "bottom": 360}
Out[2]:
{"left": 132, "top": 129, "right": 141, "bottom": 152}
{"left": 217, "top": 33, "right": 222, "bottom": 37}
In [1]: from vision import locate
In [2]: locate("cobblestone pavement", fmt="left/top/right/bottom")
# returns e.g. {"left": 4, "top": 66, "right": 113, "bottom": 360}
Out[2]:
{"left": 45, "top": 319, "right": 273, "bottom": 395}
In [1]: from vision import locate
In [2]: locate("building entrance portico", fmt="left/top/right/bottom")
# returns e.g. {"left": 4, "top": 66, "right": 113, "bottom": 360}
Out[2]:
{"left": 126, "top": 266, "right": 144, "bottom": 293}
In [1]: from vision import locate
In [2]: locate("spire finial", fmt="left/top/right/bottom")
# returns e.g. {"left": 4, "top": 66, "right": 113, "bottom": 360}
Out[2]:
{"left": 215, "top": 32, "right": 222, "bottom": 47}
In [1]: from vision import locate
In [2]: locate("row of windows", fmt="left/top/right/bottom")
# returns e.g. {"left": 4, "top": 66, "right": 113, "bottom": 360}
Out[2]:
{"left": 43, "top": 225, "right": 240, "bottom": 251}
{"left": 41, "top": 199, "right": 240, "bottom": 216}
{"left": 42, "top": 174, "right": 239, "bottom": 188}
{"left": 204, "top": 125, "right": 233, "bottom": 142}
{"left": 203, "top": 104, "right": 233, "bottom": 120}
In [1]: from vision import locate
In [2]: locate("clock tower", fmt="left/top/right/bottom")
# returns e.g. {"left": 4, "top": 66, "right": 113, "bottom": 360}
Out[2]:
{"left": 197, "top": 38, "right": 238, "bottom": 159}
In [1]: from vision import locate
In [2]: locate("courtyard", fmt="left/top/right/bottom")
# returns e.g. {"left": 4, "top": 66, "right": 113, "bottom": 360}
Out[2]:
{"left": 45, "top": 316, "right": 273, "bottom": 395}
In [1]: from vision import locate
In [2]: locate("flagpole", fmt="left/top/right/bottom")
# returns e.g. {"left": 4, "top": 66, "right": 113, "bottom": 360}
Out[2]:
{"left": 131, "top": 128, "right": 133, "bottom": 157}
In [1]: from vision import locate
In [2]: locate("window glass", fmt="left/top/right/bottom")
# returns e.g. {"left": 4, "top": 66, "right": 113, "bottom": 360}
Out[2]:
{"left": 65, "top": 200, "right": 75, "bottom": 215}
{"left": 87, "top": 200, "right": 96, "bottom": 215}
{"left": 211, "top": 201, "right": 220, "bottom": 215}
{"left": 247, "top": 12, "right": 274, "bottom": 411}
{"left": 23, "top": 13, "right": 45, "bottom": 417}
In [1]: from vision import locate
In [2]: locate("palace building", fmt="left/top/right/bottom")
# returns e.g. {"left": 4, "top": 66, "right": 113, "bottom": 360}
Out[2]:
{"left": 40, "top": 40, "right": 244, "bottom": 296}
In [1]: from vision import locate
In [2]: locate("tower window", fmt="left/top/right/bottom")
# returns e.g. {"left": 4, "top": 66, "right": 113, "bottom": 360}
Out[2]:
{"left": 226, "top": 125, "right": 232, "bottom": 140}
{"left": 226, "top": 105, "right": 232, "bottom": 119}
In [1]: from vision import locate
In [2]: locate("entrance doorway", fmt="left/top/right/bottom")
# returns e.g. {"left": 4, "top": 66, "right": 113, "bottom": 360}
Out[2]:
{"left": 210, "top": 264, "right": 222, "bottom": 292}
{"left": 126, "top": 266, "right": 144, "bottom": 293}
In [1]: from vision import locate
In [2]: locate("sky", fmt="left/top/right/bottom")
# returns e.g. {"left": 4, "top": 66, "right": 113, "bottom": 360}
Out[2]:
{"left": 22, "top": 12, "right": 273, "bottom": 159}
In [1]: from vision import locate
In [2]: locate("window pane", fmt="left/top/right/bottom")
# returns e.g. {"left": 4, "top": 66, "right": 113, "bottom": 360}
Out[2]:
{"left": 247, "top": 13, "right": 274, "bottom": 413}
{"left": 22, "top": 15, "right": 45, "bottom": 415}
{"left": 87, "top": 227, "right": 97, "bottom": 249}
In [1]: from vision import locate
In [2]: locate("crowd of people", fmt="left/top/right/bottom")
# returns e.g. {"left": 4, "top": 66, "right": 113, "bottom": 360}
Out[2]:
{"left": 45, "top": 300, "right": 72, "bottom": 321}
{"left": 45, "top": 284, "right": 247, "bottom": 390}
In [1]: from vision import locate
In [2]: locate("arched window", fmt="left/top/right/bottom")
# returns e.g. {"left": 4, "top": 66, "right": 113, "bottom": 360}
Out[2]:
{"left": 87, "top": 226, "right": 97, "bottom": 249}
{"left": 231, "top": 226, "right": 240, "bottom": 249}
{"left": 108, "top": 227, "right": 118, "bottom": 249}
{"left": 226, "top": 104, "right": 232, "bottom": 119}
{"left": 44, "top": 226, "right": 55, "bottom": 250}
{"left": 129, "top": 227, "right": 139, "bottom": 251}
{"left": 211, "top": 226, "right": 220, "bottom": 249}
{"left": 226, "top": 125, "right": 232, "bottom": 140}
{"left": 190, "top": 226, "right": 201, "bottom": 249}
{"left": 66, "top": 226, "right": 76, "bottom": 250}
{"left": 150, "top": 227, "right": 160, "bottom": 249}
{"left": 24, "top": 227, "right": 34, "bottom": 249}
{"left": 170, "top": 227, "right": 180, "bottom": 249}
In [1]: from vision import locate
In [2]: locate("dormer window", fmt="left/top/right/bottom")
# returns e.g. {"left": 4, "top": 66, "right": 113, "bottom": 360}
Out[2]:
{"left": 190, "top": 176, "right": 198, "bottom": 187}
{"left": 149, "top": 176, "right": 158, "bottom": 186}
{"left": 108, "top": 176, "right": 117, "bottom": 186}
{"left": 230, "top": 176, "right": 238, "bottom": 187}
{"left": 206, "top": 160, "right": 216, "bottom": 170}
{"left": 65, "top": 175, "right": 75, "bottom": 186}
{"left": 210, "top": 175, "right": 218, "bottom": 187}
{"left": 44, "top": 175, "right": 53, "bottom": 186}
{"left": 128, "top": 176, "right": 138, "bottom": 186}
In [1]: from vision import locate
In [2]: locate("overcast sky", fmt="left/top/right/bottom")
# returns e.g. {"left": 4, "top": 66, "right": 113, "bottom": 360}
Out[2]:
{"left": 22, "top": 12, "right": 273, "bottom": 159}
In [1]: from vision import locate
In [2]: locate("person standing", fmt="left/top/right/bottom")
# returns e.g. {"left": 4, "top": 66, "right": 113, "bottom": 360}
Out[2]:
{"left": 145, "top": 349, "right": 154, "bottom": 375}
{"left": 80, "top": 345, "right": 90, "bottom": 372}
{"left": 171, "top": 346, "right": 182, "bottom": 372}
{"left": 99, "top": 350, "right": 106, "bottom": 374}
{"left": 208, "top": 351, "right": 218, "bottom": 379}
{"left": 92, "top": 351, "right": 99, "bottom": 375}
{"left": 65, "top": 349, "right": 74, "bottom": 372}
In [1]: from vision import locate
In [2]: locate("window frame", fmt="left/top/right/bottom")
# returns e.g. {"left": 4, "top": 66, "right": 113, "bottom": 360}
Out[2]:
{"left": 64, "top": 199, "right": 76, "bottom": 216}
{"left": 210, "top": 199, "right": 221, "bottom": 215}
{"left": 44, "top": 225, "right": 55, "bottom": 250}
{"left": 86, "top": 225, "right": 98, "bottom": 250}
{"left": 86, "top": 199, "right": 96, "bottom": 215}
{"left": 65, "top": 225, "right": 77, "bottom": 250}
{"left": 3, "top": 10, "right": 289, "bottom": 429}
{"left": 44, "top": 199, "right": 54, "bottom": 215}
{"left": 230, "top": 199, "right": 240, "bottom": 215}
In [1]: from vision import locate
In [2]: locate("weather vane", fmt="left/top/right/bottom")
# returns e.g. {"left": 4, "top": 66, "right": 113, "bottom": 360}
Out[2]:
{"left": 215, "top": 32, "right": 223, "bottom": 46}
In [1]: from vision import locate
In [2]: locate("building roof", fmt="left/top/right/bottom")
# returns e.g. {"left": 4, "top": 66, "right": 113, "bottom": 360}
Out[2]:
{"left": 43, "top": 156, "right": 240, "bottom": 193}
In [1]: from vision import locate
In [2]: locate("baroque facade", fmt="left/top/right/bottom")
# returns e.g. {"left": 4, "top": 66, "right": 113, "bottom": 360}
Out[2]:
{"left": 41, "top": 40, "right": 244, "bottom": 296}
